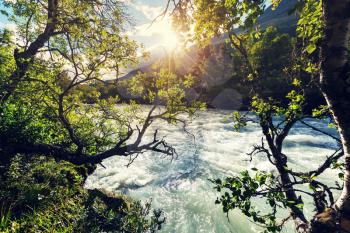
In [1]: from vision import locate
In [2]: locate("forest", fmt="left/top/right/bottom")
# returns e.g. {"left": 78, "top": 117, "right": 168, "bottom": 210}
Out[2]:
{"left": 0, "top": 0, "right": 350, "bottom": 232}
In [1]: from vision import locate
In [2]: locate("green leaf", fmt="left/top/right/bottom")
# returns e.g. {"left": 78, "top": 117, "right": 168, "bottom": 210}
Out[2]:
{"left": 306, "top": 44, "right": 317, "bottom": 54}
{"left": 0, "top": 10, "right": 9, "bottom": 17}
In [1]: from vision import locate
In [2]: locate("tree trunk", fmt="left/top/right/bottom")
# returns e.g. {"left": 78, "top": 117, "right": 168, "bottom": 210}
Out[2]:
{"left": 276, "top": 157, "right": 309, "bottom": 233}
{"left": 317, "top": 0, "right": 350, "bottom": 231}
{"left": 261, "top": 121, "right": 309, "bottom": 232}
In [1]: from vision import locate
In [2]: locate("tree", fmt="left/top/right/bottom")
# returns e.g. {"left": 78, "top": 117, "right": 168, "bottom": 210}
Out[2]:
{"left": 0, "top": 0, "right": 201, "bottom": 167}
{"left": 318, "top": 1, "right": 350, "bottom": 229}
{"left": 0, "top": 0, "right": 203, "bottom": 231}
{"left": 169, "top": 0, "right": 349, "bottom": 232}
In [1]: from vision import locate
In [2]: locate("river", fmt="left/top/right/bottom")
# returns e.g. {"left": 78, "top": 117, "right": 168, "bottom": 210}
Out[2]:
{"left": 85, "top": 110, "right": 340, "bottom": 233}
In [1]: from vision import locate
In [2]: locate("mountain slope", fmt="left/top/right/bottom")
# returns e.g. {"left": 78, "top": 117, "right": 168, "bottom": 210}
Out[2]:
{"left": 116, "top": 0, "right": 299, "bottom": 109}
{"left": 120, "top": 0, "right": 298, "bottom": 80}
{"left": 258, "top": 0, "right": 298, "bottom": 33}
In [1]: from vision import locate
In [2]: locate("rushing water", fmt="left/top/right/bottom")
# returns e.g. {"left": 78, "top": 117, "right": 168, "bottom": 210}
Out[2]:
{"left": 85, "top": 110, "right": 340, "bottom": 233}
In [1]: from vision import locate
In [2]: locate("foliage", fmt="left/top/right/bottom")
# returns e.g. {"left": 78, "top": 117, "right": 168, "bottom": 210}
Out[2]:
{"left": 0, "top": 0, "right": 204, "bottom": 164}
{"left": 191, "top": 0, "right": 265, "bottom": 46}
{"left": 296, "top": 0, "right": 323, "bottom": 56}
{"left": 212, "top": 169, "right": 289, "bottom": 233}
{"left": 124, "top": 67, "right": 205, "bottom": 121}
{"left": 0, "top": 155, "right": 165, "bottom": 233}
{"left": 0, "top": 0, "right": 204, "bottom": 232}
{"left": 296, "top": 0, "right": 323, "bottom": 77}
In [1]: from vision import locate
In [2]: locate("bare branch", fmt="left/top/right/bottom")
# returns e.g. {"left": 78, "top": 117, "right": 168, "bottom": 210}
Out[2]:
{"left": 289, "top": 148, "right": 344, "bottom": 178}
{"left": 299, "top": 120, "right": 341, "bottom": 143}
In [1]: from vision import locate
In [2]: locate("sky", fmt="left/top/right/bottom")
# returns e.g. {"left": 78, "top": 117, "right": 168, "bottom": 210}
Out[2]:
{"left": 0, "top": 0, "right": 271, "bottom": 50}
{"left": 0, "top": 0, "right": 179, "bottom": 51}
{"left": 125, "top": 0, "right": 180, "bottom": 50}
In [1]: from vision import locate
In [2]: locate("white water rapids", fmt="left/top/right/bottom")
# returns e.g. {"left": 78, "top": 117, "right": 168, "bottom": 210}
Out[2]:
{"left": 85, "top": 110, "right": 341, "bottom": 233}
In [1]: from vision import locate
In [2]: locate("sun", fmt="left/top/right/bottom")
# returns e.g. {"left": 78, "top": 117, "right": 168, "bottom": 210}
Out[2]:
{"left": 152, "top": 19, "right": 180, "bottom": 51}
{"left": 160, "top": 26, "right": 180, "bottom": 50}
{"left": 132, "top": 16, "right": 182, "bottom": 52}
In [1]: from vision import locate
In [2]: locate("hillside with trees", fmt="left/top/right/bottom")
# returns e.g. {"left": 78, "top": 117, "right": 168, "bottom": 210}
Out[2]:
{"left": 102, "top": 0, "right": 302, "bottom": 109}
{"left": 76, "top": 0, "right": 324, "bottom": 111}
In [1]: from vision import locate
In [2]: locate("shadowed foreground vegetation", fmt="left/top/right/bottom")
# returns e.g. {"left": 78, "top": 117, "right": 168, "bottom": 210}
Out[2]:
{"left": 0, "top": 155, "right": 165, "bottom": 233}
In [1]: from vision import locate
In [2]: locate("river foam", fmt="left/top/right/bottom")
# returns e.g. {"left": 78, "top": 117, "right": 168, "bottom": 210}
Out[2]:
{"left": 85, "top": 110, "right": 340, "bottom": 233}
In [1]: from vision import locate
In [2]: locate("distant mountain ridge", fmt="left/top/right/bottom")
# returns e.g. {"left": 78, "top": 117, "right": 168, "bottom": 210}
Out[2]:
{"left": 257, "top": 0, "right": 298, "bottom": 32}
{"left": 115, "top": 0, "right": 299, "bottom": 109}
{"left": 119, "top": 0, "right": 298, "bottom": 81}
